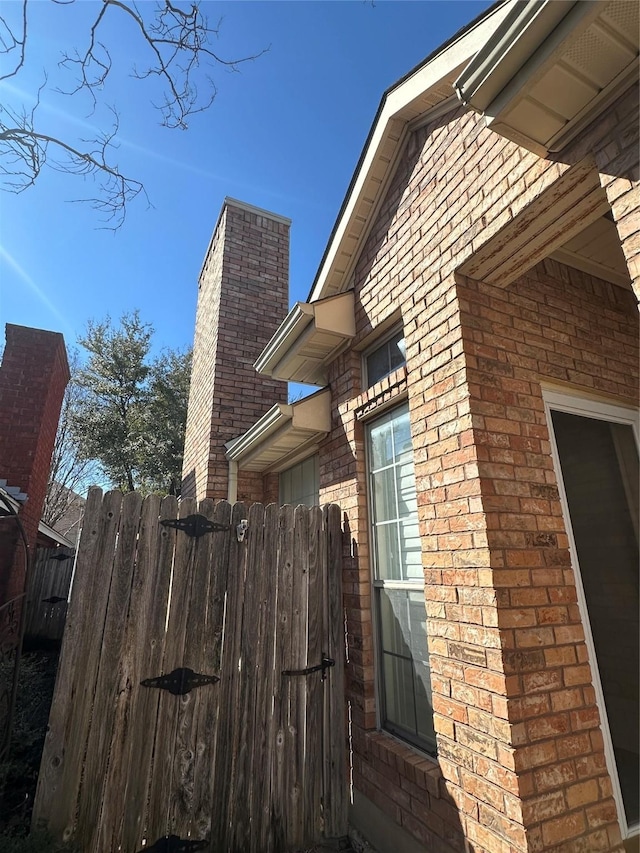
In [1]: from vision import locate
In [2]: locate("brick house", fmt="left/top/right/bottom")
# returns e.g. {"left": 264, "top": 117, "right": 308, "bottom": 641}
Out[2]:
{"left": 182, "top": 2, "right": 639, "bottom": 851}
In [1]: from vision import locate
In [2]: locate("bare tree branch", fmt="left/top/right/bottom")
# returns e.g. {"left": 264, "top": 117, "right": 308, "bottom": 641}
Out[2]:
{"left": 0, "top": 1, "right": 27, "bottom": 82}
{"left": 0, "top": 0, "right": 267, "bottom": 226}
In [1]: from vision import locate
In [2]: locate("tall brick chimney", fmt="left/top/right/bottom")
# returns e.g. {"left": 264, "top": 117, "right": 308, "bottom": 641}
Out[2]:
{"left": 0, "top": 324, "right": 70, "bottom": 608}
{"left": 181, "top": 198, "right": 289, "bottom": 502}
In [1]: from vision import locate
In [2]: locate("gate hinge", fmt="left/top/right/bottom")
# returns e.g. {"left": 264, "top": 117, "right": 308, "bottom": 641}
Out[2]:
{"left": 161, "top": 514, "right": 230, "bottom": 539}
{"left": 282, "top": 656, "right": 335, "bottom": 681}
{"left": 137, "top": 835, "right": 209, "bottom": 852}
{"left": 140, "top": 666, "right": 219, "bottom": 695}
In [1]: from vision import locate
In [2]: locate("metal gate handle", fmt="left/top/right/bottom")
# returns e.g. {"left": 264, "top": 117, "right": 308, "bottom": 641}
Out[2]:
{"left": 282, "top": 656, "right": 335, "bottom": 681}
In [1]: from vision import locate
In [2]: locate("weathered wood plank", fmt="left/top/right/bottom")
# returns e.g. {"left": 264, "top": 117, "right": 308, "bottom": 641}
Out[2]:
{"left": 229, "top": 502, "right": 265, "bottom": 851}
{"left": 167, "top": 497, "right": 223, "bottom": 840}
{"left": 33, "top": 488, "right": 122, "bottom": 842}
{"left": 210, "top": 501, "right": 248, "bottom": 851}
{"left": 254, "top": 502, "right": 280, "bottom": 853}
{"left": 323, "top": 504, "right": 347, "bottom": 838}
{"left": 286, "top": 504, "right": 309, "bottom": 849}
{"left": 189, "top": 499, "right": 232, "bottom": 841}
{"left": 77, "top": 490, "right": 143, "bottom": 850}
{"left": 96, "top": 493, "right": 171, "bottom": 852}
{"left": 146, "top": 496, "right": 198, "bottom": 839}
{"left": 270, "top": 503, "right": 294, "bottom": 851}
{"left": 304, "top": 505, "right": 325, "bottom": 842}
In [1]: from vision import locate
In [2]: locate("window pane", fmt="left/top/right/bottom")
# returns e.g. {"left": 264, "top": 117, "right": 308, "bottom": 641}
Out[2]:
{"left": 379, "top": 588, "right": 435, "bottom": 749}
{"left": 375, "top": 522, "right": 401, "bottom": 580}
{"left": 383, "top": 653, "right": 416, "bottom": 733}
{"left": 396, "top": 460, "right": 417, "bottom": 516}
{"left": 279, "top": 455, "right": 319, "bottom": 507}
{"left": 371, "top": 469, "right": 397, "bottom": 523}
{"left": 366, "top": 329, "right": 407, "bottom": 388}
{"left": 367, "top": 345, "right": 390, "bottom": 387}
{"left": 380, "top": 588, "right": 411, "bottom": 656}
{"left": 392, "top": 409, "right": 413, "bottom": 461}
{"left": 389, "top": 333, "right": 406, "bottom": 371}
{"left": 400, "top": 518, "right": 422, "bottom": 580}
{"left": 369, "top": 417, "right": 394, "bottom": 470}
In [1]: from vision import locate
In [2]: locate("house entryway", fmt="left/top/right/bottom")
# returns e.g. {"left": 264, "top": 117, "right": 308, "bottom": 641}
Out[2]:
{"left": 32, "top": 491, "right": 347, "bottom": 852}
{"left": 546, "top": 391, "right": 639, "bottom": 837}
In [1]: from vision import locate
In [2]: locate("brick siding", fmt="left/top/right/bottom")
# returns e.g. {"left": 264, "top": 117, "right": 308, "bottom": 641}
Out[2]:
{"left": 316, "top": 87, "right": 638, "bottom": 853}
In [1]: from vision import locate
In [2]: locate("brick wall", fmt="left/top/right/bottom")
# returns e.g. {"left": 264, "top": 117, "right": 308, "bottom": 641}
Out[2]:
{"left": 181, "top": 199, "right": 289, "bottom": 502}
{"left": 0, "top": 324, "right": 69, "bottom": 609}
{"left": 318, "top": 86, "right": 638, "bottom": 853}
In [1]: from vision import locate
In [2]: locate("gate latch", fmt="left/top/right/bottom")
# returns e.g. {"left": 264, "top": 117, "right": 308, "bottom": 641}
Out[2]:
{"left": 140, "top": 666, "right": 220, "bottom": 695}
{"left": 282, "top": 655, "right": 335, "bottom": 681}
{"left": 161, "top": 514, "right": 230, "bottom": 539}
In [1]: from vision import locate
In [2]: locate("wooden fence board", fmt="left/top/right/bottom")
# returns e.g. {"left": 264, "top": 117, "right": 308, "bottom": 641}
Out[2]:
{"left": 146, "top": 495, "right": 198, "bottom": 838}
{"left": 210, "top": 501, "right": 248, "bottom": 850}
{"left": 271, "top": 503, "right": 294, "bottom": 851}
{"left": 229, "top": 502, "right": 265, "bottom": 851}
{"left": 33, "top": 488, "right": 122, "bottom": 841}
{"left": 96, "top": 493, "right": 168, "bottom": 851}
{"left": 304, "top": 505, "right": 325, "bottom": 841}
{"left": 254, "top": 502, "right": 280, "bottom": 853}
{"left": 77, "top": 490, "right": 143, "bottom": 849}
{"left": 287, "top": 504, "right": 309, "bottom": 848}
{"left": 189, "top": 499, "right": 232, "bottom": 841}
{"left": 324, "top": 504, "right": 348, "bottom": 838}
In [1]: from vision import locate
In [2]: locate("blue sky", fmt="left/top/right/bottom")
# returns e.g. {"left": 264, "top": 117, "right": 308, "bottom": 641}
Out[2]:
{"left": 0, "top": 0, "right": 491, "bottom": 359}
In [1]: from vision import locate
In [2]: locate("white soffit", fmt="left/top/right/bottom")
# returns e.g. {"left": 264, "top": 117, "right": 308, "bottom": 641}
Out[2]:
{"left": 254, "top": 291, "right": 356, "bottom": 386}
{"left": 308, "top": 1, "right": 513, "bottom": 303}
{"left": 226, "top": 389, "right": 331, "bottom": 473}
{"left": 455, "top": 0, "right": 640, "bottom": 156}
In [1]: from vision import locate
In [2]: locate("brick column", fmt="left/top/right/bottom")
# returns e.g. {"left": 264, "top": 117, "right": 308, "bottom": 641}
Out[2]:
{"left": 0, "top": 325, "right": 69, "bottom": 609}
{"left": 181, "top": 198, "right": 289, "bottom": 502}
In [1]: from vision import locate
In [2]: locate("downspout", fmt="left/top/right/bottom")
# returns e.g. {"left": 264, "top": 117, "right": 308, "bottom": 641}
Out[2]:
{"left": 227, "top": 459, "right": 238, "bottom": 504}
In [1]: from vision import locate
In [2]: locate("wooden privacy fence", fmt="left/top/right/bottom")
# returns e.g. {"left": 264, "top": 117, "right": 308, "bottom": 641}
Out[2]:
{"left": 33, "top": 489, "right": 347, "bottom": 852}
{"left": 25, "top": 546, "right": 76, "bottom": 644}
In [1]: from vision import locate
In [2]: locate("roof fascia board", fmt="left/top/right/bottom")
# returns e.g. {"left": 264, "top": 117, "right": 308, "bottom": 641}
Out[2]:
{"left": 226, "top": 389, "right": 331, "bottom": 466}
{"left": 454, "top": 0, "right": 578, "bottom": 111}
{"left": 255, "top": 292, "right": 354, "bottom": 381}
{"left": 308, "top": 0, "right": 514, "bottom": 304}
{"left": 254, "top": 303, "right": 315, "bottom": 375}
{"left": 226, "top": 403, "right": 292, "bottom": 462}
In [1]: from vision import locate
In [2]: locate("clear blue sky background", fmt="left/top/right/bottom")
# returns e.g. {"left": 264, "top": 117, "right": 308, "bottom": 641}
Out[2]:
{"left": 0, "top": 0, "right": 491, "bottom": 361}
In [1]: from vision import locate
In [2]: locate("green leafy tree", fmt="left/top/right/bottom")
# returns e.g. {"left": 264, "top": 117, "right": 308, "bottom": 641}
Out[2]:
{"left": 72, "top": 311, "right": 190, "bottom": 493}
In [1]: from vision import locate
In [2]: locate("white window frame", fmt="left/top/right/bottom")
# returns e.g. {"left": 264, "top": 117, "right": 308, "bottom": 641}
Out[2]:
{"left": 543, "top": 387, "right": 639, "bottom": 839}
{"left": 365, "top": 402, "right": 436, "bottom": 756}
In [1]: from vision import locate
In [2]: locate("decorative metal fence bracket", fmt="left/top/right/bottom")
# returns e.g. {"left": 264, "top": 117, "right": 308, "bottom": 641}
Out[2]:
{"left": 161, "top": 514, "right": 230, "bottom": 539}
{"left": 140, "top": 666, "right": 220, "bottom": 696}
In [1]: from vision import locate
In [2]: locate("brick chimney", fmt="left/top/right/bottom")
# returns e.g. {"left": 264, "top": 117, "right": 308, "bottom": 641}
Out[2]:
{"left": 181, "top": 198, "right": 289, "bottom": 502}
{"left": 0, "top": 324, "right": 70, "bottom": 609}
